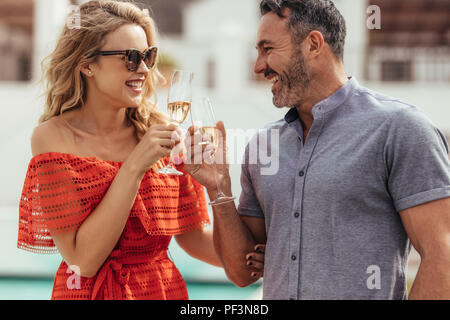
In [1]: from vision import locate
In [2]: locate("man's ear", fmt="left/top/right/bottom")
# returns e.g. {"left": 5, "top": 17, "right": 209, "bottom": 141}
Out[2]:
{"left": 305, "top": 30, "right": 325, "bottom": 58}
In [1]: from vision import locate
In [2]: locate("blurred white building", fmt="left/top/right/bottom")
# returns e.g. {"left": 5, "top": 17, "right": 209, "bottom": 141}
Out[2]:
{"left": 0, "top": 0, "right": 449, "bottom": 287}
{"left": 159, "top": 0, "right": 368, "bottom": 92}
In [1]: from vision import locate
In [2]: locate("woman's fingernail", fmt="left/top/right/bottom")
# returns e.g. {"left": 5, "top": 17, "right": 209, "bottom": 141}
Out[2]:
{"left": 251, "top": 273, "right": 257, "bottom": 277}
{"left": 247, "top": 261, "right": 253, "bottom": 266}
{"left": 247, "top": 255, "right": 252, "bottom": 260}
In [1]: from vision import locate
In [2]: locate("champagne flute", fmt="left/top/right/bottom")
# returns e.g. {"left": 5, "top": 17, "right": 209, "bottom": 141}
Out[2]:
{"left": 191, "top": 97, "right": 236, "bottom": 205}
{"left": 158, "top": 70, "right": 193, "bottom": 176}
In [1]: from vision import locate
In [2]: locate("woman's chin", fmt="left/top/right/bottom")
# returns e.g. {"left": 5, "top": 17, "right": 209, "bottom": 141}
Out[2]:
{"left": 125, "top": 96, "right": 142, "bottom": 108}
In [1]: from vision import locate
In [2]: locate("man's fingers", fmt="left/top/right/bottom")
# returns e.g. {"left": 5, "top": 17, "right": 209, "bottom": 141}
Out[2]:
{"left": 185, "top": 132, "right": 203, "bottom": 147}
{"left": 216, "top": 121, "right": 226, "bottom": 140}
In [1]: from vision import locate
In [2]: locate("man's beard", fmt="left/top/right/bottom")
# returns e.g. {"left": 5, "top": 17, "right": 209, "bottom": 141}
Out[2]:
{"left": 272, "top": 50, "right": 311, "bottom": 108}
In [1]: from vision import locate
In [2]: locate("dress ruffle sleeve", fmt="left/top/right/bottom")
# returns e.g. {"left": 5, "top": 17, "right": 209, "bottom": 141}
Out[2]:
{"left": 17, "top": 152, "right": 210, "bottom": 254}
{"left": 17, "top": 153, "right": 116, "bottom": 253}
{"left": 129, "top": 163, "right": 210, "bottom": 236}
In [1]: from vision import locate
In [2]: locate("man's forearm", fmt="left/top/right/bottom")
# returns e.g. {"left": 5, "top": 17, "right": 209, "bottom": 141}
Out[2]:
{"left": 409, "top": 257, "right": 450, "bottom": 299}
{"left": 207, "top": 189, "right": 259, "bottom": 287}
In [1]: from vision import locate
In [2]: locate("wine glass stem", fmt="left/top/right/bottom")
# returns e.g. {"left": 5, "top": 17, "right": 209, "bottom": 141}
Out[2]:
{"left": 168, "top": 121, "right": 180, "bottom": 167}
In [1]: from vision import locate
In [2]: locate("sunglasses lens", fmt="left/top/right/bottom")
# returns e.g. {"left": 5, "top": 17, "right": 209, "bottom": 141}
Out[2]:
{"left": 125, "top": 48, "right": 156, "bottom": 71}
{"left": 126, "top": 50, "right": 141, "bottom": 71}
{"left": 144, "top": 48, "right": 157, "bottom": 68}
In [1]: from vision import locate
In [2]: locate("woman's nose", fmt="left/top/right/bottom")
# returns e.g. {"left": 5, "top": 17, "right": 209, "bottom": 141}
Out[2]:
{"left": 136, "top": 59, "right": 150, "bottom": 74}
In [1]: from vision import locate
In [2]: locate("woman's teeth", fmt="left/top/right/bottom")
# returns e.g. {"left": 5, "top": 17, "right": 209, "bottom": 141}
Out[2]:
{"left": 125, "top": 80, "right": 143, "bottom": 88}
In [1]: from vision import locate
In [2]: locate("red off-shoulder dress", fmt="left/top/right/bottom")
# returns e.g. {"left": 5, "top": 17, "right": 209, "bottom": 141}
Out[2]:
{"left": 17, "top": 152, "right": 210, "bottom": 300}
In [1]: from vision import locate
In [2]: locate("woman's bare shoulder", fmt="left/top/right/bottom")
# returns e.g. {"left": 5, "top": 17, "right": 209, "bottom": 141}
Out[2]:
{"left": 31, "top": 117, "right": 69, "bottom": 157}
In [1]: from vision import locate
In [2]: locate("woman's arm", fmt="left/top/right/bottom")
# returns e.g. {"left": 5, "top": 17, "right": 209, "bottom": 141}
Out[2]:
{"left": 174, "top": 227, "right": 266, "bottom": 280}
{"left": 52, "top": 162, "right": 144, "bottom": 277}
{"left": 31, "top": 121, "right": 177, "bottom": 277}
{"left": 175, "top": 228, "right": 223, "bottom": 268}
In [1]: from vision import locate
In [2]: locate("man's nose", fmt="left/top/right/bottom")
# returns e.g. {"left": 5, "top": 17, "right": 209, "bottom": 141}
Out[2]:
{"left": 254, "top": 54, "right": 267, "bottom": 75}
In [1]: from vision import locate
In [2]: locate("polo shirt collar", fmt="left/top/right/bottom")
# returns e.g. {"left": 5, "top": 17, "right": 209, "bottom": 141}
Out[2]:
{"left": 284, "top": 77, "right": 358, "bottom": 123}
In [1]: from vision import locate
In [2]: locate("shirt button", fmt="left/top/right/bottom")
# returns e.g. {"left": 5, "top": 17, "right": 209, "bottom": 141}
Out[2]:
{"left": 291, "top": 254, "right": 297, "bottom": 261}
{"left": 294, "top": 212, "right": 300, "bottom": 218}
{"left": 299, "top": 171, "right": 304, "bottom": 177}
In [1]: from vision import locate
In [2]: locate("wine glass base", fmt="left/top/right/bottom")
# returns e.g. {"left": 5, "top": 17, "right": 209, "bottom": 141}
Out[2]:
{"left": 209, "top": 196, "right": 236, "bottom": 206}
{"left": 157, "top": 166, "right": 184, "bottom": 176}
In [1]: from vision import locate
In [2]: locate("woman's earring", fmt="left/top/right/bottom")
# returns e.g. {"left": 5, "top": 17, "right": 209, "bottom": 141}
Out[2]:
{"left": 88, "top": 71, "right": 92, "bottom": 75}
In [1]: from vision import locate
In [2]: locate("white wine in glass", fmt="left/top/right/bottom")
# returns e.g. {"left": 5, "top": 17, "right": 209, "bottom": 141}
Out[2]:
{"left": 158, "top": 70, "right": 193, "bottom": 176}
{"left": 191, "top": 97, "right": 235, "bottom": 205}
{"left": 167, "top": 101, "right": 191, "bottom": 124}
{"left": 199, "top": 126, "right": 220, "bottom": 148}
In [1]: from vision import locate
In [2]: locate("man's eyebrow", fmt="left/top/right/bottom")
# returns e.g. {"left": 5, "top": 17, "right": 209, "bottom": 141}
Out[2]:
{"left": 256, "top": 40, "right": 273, "bottom": 49}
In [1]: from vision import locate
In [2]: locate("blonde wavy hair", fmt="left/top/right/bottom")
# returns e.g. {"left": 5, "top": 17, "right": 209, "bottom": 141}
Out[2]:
{"left": 39, "top": 0, "right": 167, "bottom": 141}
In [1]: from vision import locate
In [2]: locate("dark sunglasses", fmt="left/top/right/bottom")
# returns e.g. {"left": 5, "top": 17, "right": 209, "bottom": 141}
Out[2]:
{"left": 89, "top": 46, "right": 158, "bottom": 72}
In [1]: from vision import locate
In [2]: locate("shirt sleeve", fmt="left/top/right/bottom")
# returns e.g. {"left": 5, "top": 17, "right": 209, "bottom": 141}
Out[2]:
{"left": 237, "top": 145, "right": 265, "bottom": 218}
{"left": 384, "top": 107, "right": 450, "bottom": 212}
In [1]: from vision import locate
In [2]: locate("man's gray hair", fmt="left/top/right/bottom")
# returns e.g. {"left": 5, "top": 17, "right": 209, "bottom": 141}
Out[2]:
{"left": 260, "top": 0, "right": 347, "bottom": 61}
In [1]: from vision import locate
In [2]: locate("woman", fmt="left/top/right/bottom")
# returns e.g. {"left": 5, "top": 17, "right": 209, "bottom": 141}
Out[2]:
{"left": 17, "top": 0, "right": 263, "bottom": 300}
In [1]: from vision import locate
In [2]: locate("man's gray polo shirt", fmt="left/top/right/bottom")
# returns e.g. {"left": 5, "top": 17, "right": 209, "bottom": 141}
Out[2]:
{"left": 237, "top": 77, "right": 450, "bottom": 300}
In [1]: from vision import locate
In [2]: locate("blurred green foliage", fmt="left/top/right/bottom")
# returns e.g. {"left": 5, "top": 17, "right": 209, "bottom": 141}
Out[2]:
{"left": 158, "top": 52, "right": 178, "bottom": 69}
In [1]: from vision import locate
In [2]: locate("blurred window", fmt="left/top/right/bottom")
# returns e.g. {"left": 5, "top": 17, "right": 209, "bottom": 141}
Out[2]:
{"left": 141, "top": 0, "right": 196, "bottom": 35}
{"left": 206, "top": 58, "right": 216, "bottom": 89}
{"left": 367, "top": 0, "right": 450, "bottom": 83}
{"left": 0, "top": 0, "right": 33, "bottom": 82}
{"left": 381, "top": 61, "right": 412, "bottom": 82}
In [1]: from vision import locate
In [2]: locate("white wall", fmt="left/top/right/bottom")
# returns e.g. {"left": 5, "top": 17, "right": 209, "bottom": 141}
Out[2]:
{"left": 174, "top": 0, "right": 369, "bottom": 90}
{"left": 33, "top": 0, "right": 70, "bottom": 81}
{"left": 334, "top": 0, "right": 368, "bottom": 81}
{"left": 1, "top": 0, "right": 448, "bottom": 279}
{"left": 165, "top": 0, "right": 260, "bottom": 92}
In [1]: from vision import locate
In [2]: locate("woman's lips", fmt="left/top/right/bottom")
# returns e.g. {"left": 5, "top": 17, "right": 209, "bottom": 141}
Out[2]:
{"left": 127, "top": 86, "right": 142, "bottom": 94}
{"left": 125, "top": 80, "right": 144, "bottom": 94}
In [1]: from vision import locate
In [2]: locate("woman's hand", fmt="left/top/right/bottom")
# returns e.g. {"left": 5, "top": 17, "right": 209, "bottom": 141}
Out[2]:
{"left": 181, "top": 121, "right": 232, "bottom": 194}
{"left": 125, "top": 123, "right": 181, "bottom": 175}
{"left": 246, "top": 244, "right": 265, "bottom": 279}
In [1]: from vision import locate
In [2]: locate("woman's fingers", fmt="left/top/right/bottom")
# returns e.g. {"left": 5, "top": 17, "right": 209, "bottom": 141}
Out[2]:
{"left": 155, "top": 129, "right": 180, "bottom": 141}
{"left": 254, "top": 244, "right": 265, "bottom": 253}
{"left": 246, "top": 243, "right": 266, "bottom": 279}
{"left": 246, "top": 259, "right": 264, "bottom": 270}
{"left": 246, "top": 252, "right": 265, "bottom": 263}
{"left": 158, "top": 138, "right": 176, "bottom": 148}
{"left": 250, "top": 271, "right": 263, "bottom": 279}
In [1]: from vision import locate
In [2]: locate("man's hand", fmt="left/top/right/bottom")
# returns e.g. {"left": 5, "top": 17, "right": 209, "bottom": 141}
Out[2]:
{"left": 182, "top": 121, "right": 232, "bottom": 194}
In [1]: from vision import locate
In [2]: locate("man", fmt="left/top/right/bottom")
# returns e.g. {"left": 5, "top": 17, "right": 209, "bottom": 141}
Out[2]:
{"left": 183, "top": 0, "right": 450, "bottom": 299}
